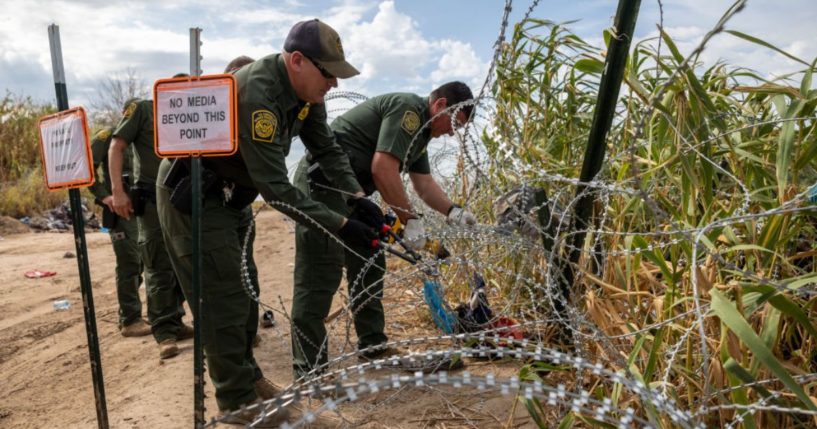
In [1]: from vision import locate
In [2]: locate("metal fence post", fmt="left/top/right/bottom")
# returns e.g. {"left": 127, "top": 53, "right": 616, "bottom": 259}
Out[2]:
{"left": 47, "top": 23, "right": 110, "bottom": 429}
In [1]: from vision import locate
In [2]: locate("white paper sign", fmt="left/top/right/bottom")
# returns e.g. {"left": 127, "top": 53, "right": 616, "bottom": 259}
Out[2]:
{"left": 154, "top": 75, "right": 237, "bottom": 157}
{"left": 37, "top": 107, "right": 93, "bottom": 190}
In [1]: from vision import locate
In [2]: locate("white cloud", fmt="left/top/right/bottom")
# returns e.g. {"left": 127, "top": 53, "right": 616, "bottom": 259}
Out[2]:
{"left": 659, "top": 26, "right": 705, "bottom": 41}
{"left": 342, "top": 1, "right": 433, "bottom": 82}
{"left": 0, "top": 0, "right": 495, "bottom": 106}
{"left": 333, "top": 1, "right": 489, "bottom": 95}
{"left": 430, "top": 40, "right": 487, "bottom": 90}
{"left": 324, "top": 0, "right": 374, "bottom": 29}
{"left": 5, "top": 0, "right": 811, "bottom": 112}
{"left": 222, "top": 9, "right": 305, "bottom": 26}
{"left": 635, "top": 0, "right": 817, "bottom": 80}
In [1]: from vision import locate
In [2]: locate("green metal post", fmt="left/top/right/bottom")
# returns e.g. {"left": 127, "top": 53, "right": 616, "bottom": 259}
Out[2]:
{"left": 191, "top": 156, "right": 204, "bottom": 427}
{"left": 189, "top": 27, "right": 205, "bottom": 429}
{"left": 558, "top": 0, "right": 641, "bottom": 308}
{"left": 48, "top": 24, "right": 109, "bottom": 429}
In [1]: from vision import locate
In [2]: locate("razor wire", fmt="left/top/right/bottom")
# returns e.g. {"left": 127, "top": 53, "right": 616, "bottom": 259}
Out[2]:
{"left": 206, "top": 0, "right": 817, "bottom": 427}
{"left": 213, "top": 337, "right": 707, "bottom": 429}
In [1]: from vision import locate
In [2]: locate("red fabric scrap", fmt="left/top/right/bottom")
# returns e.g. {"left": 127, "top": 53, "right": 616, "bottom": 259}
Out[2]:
{"left": 24, "top": 270, "right": 57, "bottom": 279}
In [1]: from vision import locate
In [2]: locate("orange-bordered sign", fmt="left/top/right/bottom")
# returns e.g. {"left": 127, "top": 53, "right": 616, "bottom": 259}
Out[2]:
{"left": 37, "top": 107, "right": 95, "bottom": 191}
{"left": 153, "top": 74, "right": 237, "bottom": 157}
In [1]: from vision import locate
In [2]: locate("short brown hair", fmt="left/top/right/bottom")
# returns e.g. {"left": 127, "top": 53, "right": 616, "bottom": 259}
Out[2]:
{"left": 224, "top": 56, "right": 255, "bottom": 73}
{"left": 430, "top": 81, "right": 474, "bottom": 120}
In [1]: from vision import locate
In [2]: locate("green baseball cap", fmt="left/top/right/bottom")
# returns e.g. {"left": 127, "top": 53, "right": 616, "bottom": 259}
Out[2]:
{"left": 284, "top": 19, "right": 360, "bottom": 79}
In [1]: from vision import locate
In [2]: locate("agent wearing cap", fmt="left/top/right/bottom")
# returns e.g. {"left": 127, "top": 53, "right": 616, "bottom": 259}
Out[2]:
{"left": 156, "top": 19, "right": 378, "bottom": 426}
{"left": 290, "top": 82, "right": 477, "bottom": 376}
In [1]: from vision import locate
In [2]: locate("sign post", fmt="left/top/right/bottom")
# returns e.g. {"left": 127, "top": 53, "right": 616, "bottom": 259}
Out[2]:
{"left": 153, "top": 27, "right": 237, "bottom": 427}
{"left": 43, "top": 24, "right": 109, "bottom": 429}
{"left": 189, "top": 27, "right": 205, "bottom": 429}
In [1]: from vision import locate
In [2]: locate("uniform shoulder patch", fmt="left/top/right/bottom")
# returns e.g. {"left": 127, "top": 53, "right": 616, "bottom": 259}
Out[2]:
{"left": 252, "top": 110, "right": 277, "bottom": 143}
{"left": 401, "top": 110, "right": 421, "bottom": 134}
{"left": 95, "top": 128, "right": 112, "bottom": 142}
{"left": 123, "top": 101, "right": 137, "bottom": 119}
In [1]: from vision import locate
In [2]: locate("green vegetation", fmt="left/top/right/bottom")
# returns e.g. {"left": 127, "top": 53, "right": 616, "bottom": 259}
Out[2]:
{"left": 0, "top": 93, "right": 67, "bottom": 218}
{"left": 474, "top": 18, "right": 817, "bottom": 427}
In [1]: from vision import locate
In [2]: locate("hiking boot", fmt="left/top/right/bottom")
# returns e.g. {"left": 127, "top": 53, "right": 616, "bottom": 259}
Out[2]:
{"left": 358, "top": 345, "right": 402, "bottom": 362}
{"left": 120, "top": 319, "right": 152, "bottom": 337}
{"left": 176, "top": 323, "right": 194, "bottom": 341}
{"left": 254, "top": 377, "right": 282, "bottom": 400}
{"left": 218, "top": 398, "right": 289, "bottom": 428}
{"left": 159, "top": 339, "right": 179, "bottom": 359}
{"left": 252, "top": 334, "right": 261, "bottom": 348}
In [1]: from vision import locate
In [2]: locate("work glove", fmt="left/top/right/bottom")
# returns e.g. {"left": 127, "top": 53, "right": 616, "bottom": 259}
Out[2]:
{"left": 447, "top": 205, "right": 477, "bottom": 226}
{"left": 338, "top": 218, "right": 378, "bottom": 249}
{"left": 403, "top": 218, "right": 426, "bottom": 251}
{"left": 348, "top": 197, "right": 386, "bottom": 230}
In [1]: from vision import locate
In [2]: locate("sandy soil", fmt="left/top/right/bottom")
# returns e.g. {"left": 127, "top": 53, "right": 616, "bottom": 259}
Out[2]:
{"left": 0, "top": 209, "right": 533, "bottom": 429}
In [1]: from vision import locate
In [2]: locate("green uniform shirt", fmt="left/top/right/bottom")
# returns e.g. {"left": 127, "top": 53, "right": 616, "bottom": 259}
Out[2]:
{"left": 88, "top": 127, "right": 134, "bottom": 199}
{"left": 331, "top": 92, "right": 432, "bottom": 191}
{"left": 113, "top": 99, "right": 158, "bottom": 185}
{"left": 208, "top": 53, "right": 361, "bottom": 231}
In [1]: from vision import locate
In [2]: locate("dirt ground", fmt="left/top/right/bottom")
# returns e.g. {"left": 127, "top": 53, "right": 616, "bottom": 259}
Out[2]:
{"left": 0, "top": 209, "right": 534, "bottom": 429}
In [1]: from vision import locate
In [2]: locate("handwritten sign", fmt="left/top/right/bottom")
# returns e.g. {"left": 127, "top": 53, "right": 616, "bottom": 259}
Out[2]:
{"left": 153, "top": 74, "right": 237, "bottom": 157}
{"left": 37, "top": 107, "right": 94, "bottom": 190}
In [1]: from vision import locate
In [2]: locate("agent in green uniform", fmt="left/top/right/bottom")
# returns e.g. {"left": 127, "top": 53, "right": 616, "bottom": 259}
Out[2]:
{"left": 222, "top": 55, "right": 271, "bottom": 349}
{"left": 291, "top": 82, "right": 478, "bottom": 376}
{"left": 155, "top": 20, "right": 377, "bottom": 426}
{"left": 89, "top": 123, "right": 149, "bottom": 337}
{"left": 109, "top": 95, "right": 190, "bottom": 359}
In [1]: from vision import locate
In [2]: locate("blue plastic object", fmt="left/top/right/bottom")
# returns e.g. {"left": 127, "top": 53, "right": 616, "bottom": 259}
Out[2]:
{"left": 423, "top": 279, "right": 456, "bottom": 333}
{"left": 809, "top": 183, "right": 817, "bottom": 204}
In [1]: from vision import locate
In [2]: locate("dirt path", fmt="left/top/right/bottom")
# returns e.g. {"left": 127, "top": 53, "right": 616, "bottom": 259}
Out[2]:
{"left": 0, "top": 209, "right": 532, "bottom": 428}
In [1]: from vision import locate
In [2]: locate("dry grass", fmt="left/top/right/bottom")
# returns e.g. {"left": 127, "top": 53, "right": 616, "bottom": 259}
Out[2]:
{"left": 441, "top": 17, "right": 817, "bottom": 428}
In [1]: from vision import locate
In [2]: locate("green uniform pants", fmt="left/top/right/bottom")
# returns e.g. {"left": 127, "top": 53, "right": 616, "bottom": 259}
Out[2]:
{"left": 110, "top": 215, "right": 143, "bottom": 327}
{"left": 137, "top": 198, "right": 186, "bottom": 342}
{"left": 291, "top": 158, "right": 387, "bottom": 377}
{"left": 156, "top": 159, "right": 261, "bottom": 411}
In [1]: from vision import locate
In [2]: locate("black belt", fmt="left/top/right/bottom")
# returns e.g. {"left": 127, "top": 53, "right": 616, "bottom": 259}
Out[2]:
{"left": 163, "top": 158, "right": 258, "bottom": 214}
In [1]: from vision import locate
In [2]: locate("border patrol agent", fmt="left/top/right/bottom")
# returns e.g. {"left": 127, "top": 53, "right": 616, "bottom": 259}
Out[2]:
{"left": 109, "top": 96, "right": 191, "bottom": 359}
{"left": 155, "top": 19, "right": 377, "bottom": 426}
{"left": 88, "top": 123, "right": 149, "bottom": 337}
{"left": 291, "top": 82, "right": 478, "bottom": 376}
{"left": 223, "top": 55, "right": 268, "bottom": 348}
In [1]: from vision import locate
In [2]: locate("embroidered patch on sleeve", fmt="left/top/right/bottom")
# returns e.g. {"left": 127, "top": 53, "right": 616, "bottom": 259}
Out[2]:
{"left": 95, "top": 129, "right": 112, "bottom": 142}
{"left": 123, "top": 102, "right": 137, "bottom": 119}
{"left": 252, "top": 110, "right": 277, "bottom": 143}
{"left": 401, "top": 110, "right": 421, "bottom": 134}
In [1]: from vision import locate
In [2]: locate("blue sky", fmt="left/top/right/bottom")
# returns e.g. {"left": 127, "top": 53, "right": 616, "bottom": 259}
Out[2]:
{"left": 1, "top": 0, "right": 815, "bottom": 111}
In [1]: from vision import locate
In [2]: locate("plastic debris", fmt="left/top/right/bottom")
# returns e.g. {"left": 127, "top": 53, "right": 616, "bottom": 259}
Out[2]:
{"left": 53, "top": 299, "right": 71, "bottom": 311}
{"left": 25, "top": 270, "right": 57, "bottom": 279}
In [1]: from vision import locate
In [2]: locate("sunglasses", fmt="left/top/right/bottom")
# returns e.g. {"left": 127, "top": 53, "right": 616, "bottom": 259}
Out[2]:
{"left": 303, "top": 54, "right": 335, "bottom": 79}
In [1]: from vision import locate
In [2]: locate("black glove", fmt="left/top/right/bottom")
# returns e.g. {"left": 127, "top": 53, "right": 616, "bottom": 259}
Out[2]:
{"left": 337, "top": 218, "right": 378, "bottom": 248}
{"left": 348, "top": 197, "right": 386, "bottom": 230}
